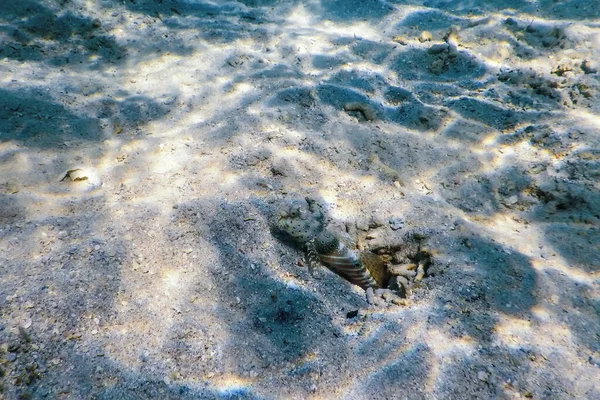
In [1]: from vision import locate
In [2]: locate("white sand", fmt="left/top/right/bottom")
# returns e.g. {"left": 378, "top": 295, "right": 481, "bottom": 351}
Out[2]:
{"left": 1, "top": 0, "right": 599, "bottom": 398}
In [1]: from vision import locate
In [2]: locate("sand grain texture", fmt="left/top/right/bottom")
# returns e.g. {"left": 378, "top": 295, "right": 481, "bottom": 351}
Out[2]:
{"left": 1, "top": 0, "right": 599, "bottom": 399}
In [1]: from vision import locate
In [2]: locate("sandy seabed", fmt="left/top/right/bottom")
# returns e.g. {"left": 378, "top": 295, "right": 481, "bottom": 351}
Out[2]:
{"left": 1, "top": 0, "right": 599, "bottom": 399}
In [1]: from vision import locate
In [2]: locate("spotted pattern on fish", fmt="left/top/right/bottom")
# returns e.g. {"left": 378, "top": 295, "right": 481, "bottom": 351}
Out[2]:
{"left": 277, "top": 197, "right": 389, "bottom": 289}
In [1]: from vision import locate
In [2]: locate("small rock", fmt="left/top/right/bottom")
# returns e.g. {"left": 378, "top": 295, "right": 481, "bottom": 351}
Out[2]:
{"left": 366, "top": 287, "right": 376, "bottom": 305}
{"left": 59, "top": 167, "right": 102, "bottom": 189}
{"left": 503, "top": 195, "right": 518, "bottom": 206}
{"left": 477, "top": 371, "right": 489, "bottom": 382}
{"left": 382, "top": 290, "right": 399, "bottom": 302}
{"left": 581, "top": 60, "right": 597, "bottom": 74}
{"left": 373, "top": 297, "right": 386, "bottom": 306}
{"left": 6, "top": 352, "right": 17, "bottom": 362}
{"left": 392, "top": 250, "right": 409, "bottom": 264}
{"left": 271, "top": 164, "right": 289, "bottom": 177}
{"left": 8, "top": 343, "right": 20, "bottom": 352}
{"left": 227, "top": 54, "right": 249, "bottom": 67}
{"left": 419, "top": 31, "right": 433, "bottom": 42}
{"left": 389, "top": 217, "right": 404, "bottom": 231}
{"left": 388, "top": 264, "right": 417, "bottom": 278}
{"left": 542, "top": 36, "right": 557, "bottom": 47}
{"left": 355, "top": 218, "right": 369, "bottom": 231}
{"left": 365, "top": 231, "right": 379, "bottom": 240}
{"left": 391, "top": 297, "right": 409, "bottom": 306}
{"left": 428, "top": 43, "right": 449, "bottom": 54}
{"left": 443, "top": 27, "right": 459, "bottom": 44}
{"left": 392, "top": 35, "right": 408, "bottom": 45}
{"left": 526, "top": 24, "right": 537, "bottom": 33}
{"left": 369, "top": 215, "right": 386, "bottom": 228}
{"left": 395, "top": 276, "right": 410, "bottom": 295}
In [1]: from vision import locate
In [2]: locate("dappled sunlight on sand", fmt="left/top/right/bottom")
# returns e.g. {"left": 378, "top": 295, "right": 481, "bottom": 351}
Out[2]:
{"left": 1, "top": 0, "right": 599, "bottom": 397}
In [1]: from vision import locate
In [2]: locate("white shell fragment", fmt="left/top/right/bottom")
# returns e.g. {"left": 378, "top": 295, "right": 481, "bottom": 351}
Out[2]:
{"left": 60, "top": 167, "right": 102, "bottom": 190}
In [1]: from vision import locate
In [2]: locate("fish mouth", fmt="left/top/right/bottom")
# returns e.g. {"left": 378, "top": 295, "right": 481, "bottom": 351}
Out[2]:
{"left": 276, "top": 216, "right": 289, "bottom": 231}
{"left": 276, "top": 210, "right": 289, "bottom": 222}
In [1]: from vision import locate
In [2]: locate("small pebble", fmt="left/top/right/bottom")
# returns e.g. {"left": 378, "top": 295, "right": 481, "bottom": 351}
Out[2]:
{"left": 382, "top": 290, "right": 398, "bottom": 302}
{"left": 478, "top": 371, "right": 489, "bottom": 382}
{"left": 419, "top": 31, "right": 433, "bottom": 42}
{"left": 389, "top": 217, "right": 404, "bottom": 231}
{"left": 6, "top": 352, "right": 17, "bottom": 362}
{"left": 369, "top": 296, "right": 385, "bottom": 306}
{"left": 542, "top": 37, "right": 556, "bottom": 47}
{"left": 369, "top": 215, "right": 386, "bottom": 228}
{"left": 355, "top": 218, "right": 369, "bottom": 231}
{"left": 504, "top": 195, "right": 518, "bottom": 206}
{"left": 392, "top": 35, "right": 408, "bottom": 45}
{"left": 428, "top": 43, "right": 449, "bottom": 54}
{"left": 8, "top": 343, "right": 20, "bottom": 352}
{"left": 366, "top": 287, "right": 376, "bottom": 305}
{"left": 391, "top": 297, "right": 408, "bottom": 306}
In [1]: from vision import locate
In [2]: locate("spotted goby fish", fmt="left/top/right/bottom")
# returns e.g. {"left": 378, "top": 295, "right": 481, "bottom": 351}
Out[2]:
{"left": 277, "top": 198, "right": 390, "bottom": 289}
